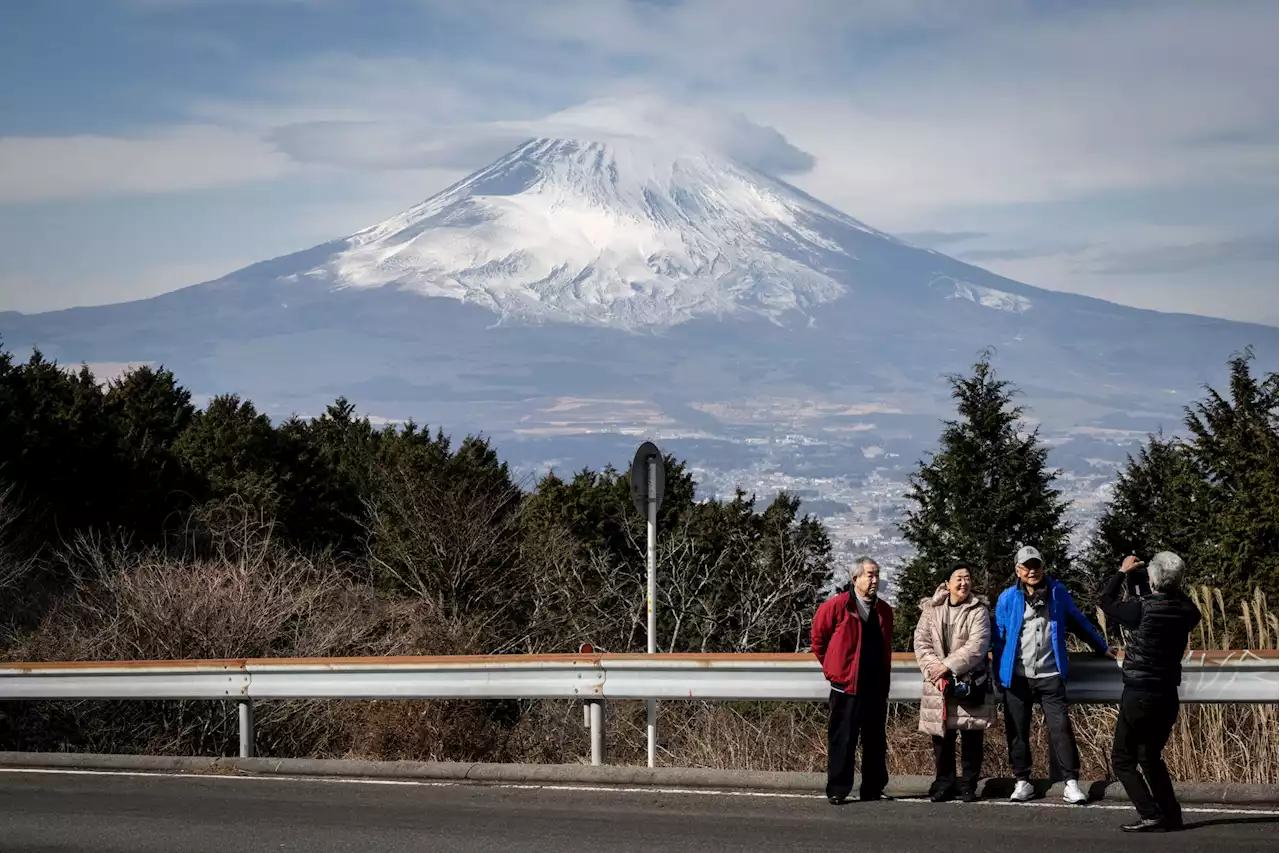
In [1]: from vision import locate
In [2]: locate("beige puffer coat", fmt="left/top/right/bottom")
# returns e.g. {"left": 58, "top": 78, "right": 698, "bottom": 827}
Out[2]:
{"left": 914, "top": 584, "right": 997, "bottom": 736}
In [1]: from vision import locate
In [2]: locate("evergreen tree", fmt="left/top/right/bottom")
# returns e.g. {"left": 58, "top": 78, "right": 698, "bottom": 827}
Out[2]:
{"left": 174, "top": 393, "right": 284, "bottom": 515}
{"left": 1082, "top": 351, "right": 1278, "bottom": 617}
{"left": 894, "top": 353, "right": 1072, "bottom": 649}
{"left": 273, "top": 398, "right": 381, "bottom": 553}
{"left": 0, "top": 350, "right": 114, "bottom": 547}
{"left": 1183, "top": 350, "right": 1278, "bottom": 606}
{"left": 1078, "top": 434, "right": 1208, "bottom": 610}
{"left": 519, "top": 454, "right": 697, "bottom": 565}
{"left": 103, "top": 365, "right": 196, "bottom": 539}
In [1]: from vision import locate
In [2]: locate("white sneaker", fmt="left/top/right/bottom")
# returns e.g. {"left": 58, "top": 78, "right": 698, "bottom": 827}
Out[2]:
{"left": 1063, "top": 779, "right": 1088, "bottom": 804}
{"left": 1010, "top": 780, "right": 1034, "bottom": 802}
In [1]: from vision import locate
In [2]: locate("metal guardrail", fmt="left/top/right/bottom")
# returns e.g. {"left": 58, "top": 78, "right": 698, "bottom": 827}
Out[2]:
{"left": 1, "top": 651, "right": 1275, "bottom": 765}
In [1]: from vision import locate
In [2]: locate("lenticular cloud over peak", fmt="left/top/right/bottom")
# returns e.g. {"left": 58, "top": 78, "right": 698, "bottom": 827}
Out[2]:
{"left": 529, "top": 96, "right": 818, "bottom": 176}
{"left": 268, "top": 94, "right": 818, "bottom": 178}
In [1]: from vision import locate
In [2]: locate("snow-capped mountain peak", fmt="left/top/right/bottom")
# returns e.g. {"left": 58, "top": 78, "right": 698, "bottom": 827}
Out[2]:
{"left": 282, "top": 109, "right": 937, "bottom": 329}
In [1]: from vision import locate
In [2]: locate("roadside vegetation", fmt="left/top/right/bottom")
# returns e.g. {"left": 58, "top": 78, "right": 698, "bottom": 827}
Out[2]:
{"left": 1, "top": 340, "right": 1274, "bottom": 783}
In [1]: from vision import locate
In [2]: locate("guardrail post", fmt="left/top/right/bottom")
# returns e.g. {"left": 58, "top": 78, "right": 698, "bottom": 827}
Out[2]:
{"left": 237, "top": 699, "right": 255, "bottom": 759}
{"left": 588, "top": 698, "right": 606, "bottom": 766}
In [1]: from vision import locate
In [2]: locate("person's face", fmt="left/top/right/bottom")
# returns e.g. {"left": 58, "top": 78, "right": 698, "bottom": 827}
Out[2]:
{"left": 1016, "top": 559, "right": 1045, "bottom": 587}
{"left": 854, "top": 562, "right": 880, "bottom": 598}
{"left": 948, "top": 568, "right": 973, "bottom": 601}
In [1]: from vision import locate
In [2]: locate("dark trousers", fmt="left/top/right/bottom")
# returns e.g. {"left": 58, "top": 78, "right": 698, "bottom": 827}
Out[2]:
{"left": 932, "top": 729, "right": 984, "bottom": 791}
{"left": 826, "top": 688, "right": 889, "bottom": 800}
{"left": 1003, "top": 675, "right": 1080, "bottom": 782}
{"left": 1112, "top": 687, "right": 1182, "bottom": 826}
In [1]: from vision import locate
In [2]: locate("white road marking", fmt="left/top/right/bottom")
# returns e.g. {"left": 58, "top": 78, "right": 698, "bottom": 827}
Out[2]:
{"left": 0, "top": 767, "right": 1274, "bottom": 817}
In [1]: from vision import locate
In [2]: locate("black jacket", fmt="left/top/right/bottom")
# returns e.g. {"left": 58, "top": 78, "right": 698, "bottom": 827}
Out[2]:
{"left": 1099, "top": 571, "right": 1202, "bottom": 693}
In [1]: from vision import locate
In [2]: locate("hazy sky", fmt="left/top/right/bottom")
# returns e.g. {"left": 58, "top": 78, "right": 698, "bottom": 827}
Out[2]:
{"left": 2, "top": 0, "right": 1276, "bottom": 324}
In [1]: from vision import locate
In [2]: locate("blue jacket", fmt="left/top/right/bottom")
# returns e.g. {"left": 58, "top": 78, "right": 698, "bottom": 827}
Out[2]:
{"left": 992, "top": 578, "right": 1108, "bottom": 688}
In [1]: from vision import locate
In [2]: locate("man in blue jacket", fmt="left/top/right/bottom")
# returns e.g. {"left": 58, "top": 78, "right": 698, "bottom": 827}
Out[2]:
{"left": 993, "top": 545, "right": 1115, "bottom": 805}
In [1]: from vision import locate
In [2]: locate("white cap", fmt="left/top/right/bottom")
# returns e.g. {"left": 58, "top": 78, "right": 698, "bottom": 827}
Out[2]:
{"left": 1015, "top": 545, "right": 1043, "bottom": 566}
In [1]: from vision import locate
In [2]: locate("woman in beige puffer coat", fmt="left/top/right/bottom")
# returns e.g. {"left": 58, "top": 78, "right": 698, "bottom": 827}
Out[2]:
{"left": 914, "top": 563, "right": 997, "bottom": 802}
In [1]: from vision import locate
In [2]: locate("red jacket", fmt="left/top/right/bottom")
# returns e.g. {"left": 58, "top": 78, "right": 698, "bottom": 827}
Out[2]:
{"left": 810, "top": 591, "right": 894, "bottom": 694}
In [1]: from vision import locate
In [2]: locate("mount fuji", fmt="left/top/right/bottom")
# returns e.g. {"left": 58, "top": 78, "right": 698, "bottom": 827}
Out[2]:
{"left": 2, "top": 100, "right": 1275, "bottom": 456}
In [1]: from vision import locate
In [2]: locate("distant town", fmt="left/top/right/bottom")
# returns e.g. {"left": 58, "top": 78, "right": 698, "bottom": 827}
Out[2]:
{"left": 499, "top": 416, "right": 1152, "bottom": 597}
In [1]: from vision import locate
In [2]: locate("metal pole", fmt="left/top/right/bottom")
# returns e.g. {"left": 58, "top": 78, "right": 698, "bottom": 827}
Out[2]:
{"left": 589, "top": 699, "right": 606, "bottom": 766}
{"left": 646, "top": 456, "right": 658, "bottom": 769}
{"left": 238, "top": 699, "right": 255, "bottom": 759}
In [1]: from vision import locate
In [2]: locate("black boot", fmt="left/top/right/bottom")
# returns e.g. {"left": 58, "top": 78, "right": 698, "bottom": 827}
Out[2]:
{"left": 929, "top": 780, "right": 955, "bottom": 803}
{"left": 1121, "top": 818, "right": 1168, "bottom": 833}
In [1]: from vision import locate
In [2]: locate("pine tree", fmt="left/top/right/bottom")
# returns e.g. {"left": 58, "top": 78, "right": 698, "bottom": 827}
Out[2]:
{"left": 894, "top": 353, "right": 1072, "bottom": 649}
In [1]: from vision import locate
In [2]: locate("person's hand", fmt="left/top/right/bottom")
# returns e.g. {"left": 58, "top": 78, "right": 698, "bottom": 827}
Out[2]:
{"left": 1105, "top": 646, "right": 1120, "bottom": 661}
{"left": 926, "top": 663, "right": 948, "bottom": 681}
{"left": 934, "top": 677, "right": 950, "bottom": 693}
{"left": 1120, "top": 555, "right": 1145, "bottom": 573}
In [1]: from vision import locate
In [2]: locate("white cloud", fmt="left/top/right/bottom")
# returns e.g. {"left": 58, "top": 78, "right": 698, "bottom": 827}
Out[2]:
{"left": 0, "top": 125, "right": 292, "bottom": 203}
{"left": 738, "top": 2, "right": 1276, "bottom": 228}
{"left": 441, "top": 0, "right": 1004, "bottom": 86}
{"left": 182, "top": 0, "right": 1275, "bottom": 232}
{"left": 266, "top": 94, "right": 817, "bottom": 175}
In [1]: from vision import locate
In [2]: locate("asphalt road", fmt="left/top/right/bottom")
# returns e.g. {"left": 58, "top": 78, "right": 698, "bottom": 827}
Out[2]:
{"left": 0, "top": 770, "right": 1275, "bottom": 853}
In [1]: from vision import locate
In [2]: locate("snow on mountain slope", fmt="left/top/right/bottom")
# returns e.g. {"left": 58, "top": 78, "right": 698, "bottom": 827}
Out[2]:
{"left": 932, "top": 275, "right": 1032, "bottom": 314}
{"left": 274, "top": 100, "right": 1008, "bottom": 329}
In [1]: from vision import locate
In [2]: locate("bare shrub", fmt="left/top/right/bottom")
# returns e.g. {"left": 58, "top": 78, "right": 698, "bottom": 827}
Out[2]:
{"left": 365, "top": 451, "right": 525, "bottom": 617}
{"left": 661, "top": 517, "right": 822, "bottom": 654}
{"left": 0, "top": 481, "right": 41, "bottom": 602}
{"left": 0, "top": 506, "right": 487, "bottom": 757}
{"left": 516, "top": 524, "right": 643, "bottom": 654}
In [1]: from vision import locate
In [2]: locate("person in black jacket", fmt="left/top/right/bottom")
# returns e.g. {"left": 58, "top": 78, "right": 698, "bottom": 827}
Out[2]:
{"left": 1099, "top": 552, "right": 1202, "bottom": 833}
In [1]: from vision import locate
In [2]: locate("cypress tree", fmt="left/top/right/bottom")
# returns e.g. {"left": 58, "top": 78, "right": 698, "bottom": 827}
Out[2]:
{"left": 894, "top": 353, "right": 1072, "bottom": 649}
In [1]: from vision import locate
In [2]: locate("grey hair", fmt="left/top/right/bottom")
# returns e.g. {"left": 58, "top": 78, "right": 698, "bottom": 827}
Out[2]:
{"left": 1148, "top": 551, "right": 1186, "bottom": 593}
{"left": 851, "top": 556, "right": 879, "bottom": 579}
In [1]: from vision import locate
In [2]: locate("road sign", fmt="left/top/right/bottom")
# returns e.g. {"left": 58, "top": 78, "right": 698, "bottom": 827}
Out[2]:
{"left": 630, "top": 441, "right": 665, "bottom": 515}
{"left": 629, "top": 440, "right": 664, "bottom": 769}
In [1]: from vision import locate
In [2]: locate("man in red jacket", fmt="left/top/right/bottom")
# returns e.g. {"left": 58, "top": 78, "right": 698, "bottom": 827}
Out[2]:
{"left": 811, "top": 556, "right": 895, "bottom": 804}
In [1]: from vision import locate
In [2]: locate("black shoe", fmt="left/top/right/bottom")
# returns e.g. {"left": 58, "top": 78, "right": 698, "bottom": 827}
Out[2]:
{"left": 859, "top": 792, "right": 893, "bottom": 802}
{"left": 959, "top": 787, "right": 980, "bottom": 803}
{"left": 1121, "top": 818, "right": 1168, "bottom": 833}
{"left": 827, "top": 795, "right": 851, "bottom": 805}
{"left": 929, "top": 784, "right": 955, "bottom": 803}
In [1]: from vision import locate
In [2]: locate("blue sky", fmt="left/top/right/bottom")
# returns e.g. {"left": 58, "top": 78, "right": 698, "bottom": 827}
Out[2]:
{"left": 1, "top": 0, "right": 1276, "bottom": 324}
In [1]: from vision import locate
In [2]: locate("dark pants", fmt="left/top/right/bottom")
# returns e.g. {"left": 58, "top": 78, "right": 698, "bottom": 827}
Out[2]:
{"left": 1003, "top": 675, "right": 1080, "bottom": 782}
{"left": 1112, "top": 687, "right": 1182, "bottom": 826}
{"left": 932, "top": 729, "right": 984, "bottom": 791}
{"left": 826, "top": 688, "right": 889, "bottom": 800}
